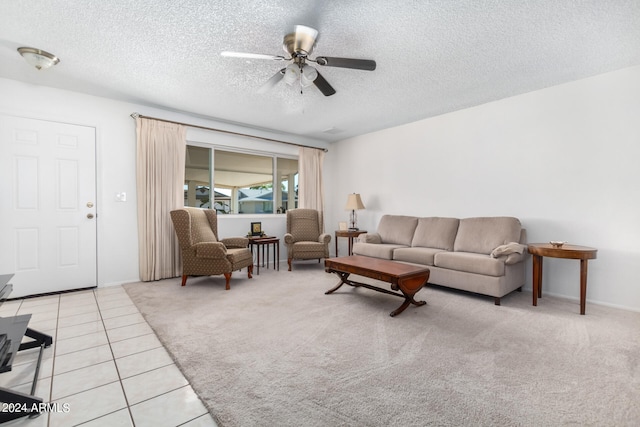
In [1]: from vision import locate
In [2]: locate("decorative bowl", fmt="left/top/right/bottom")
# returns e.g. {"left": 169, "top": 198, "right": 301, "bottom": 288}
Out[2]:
{"left": 549, "top": 241, "right": 566, "bottom": 248}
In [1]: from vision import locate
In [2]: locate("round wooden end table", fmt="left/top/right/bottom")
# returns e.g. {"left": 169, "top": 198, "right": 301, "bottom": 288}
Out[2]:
{"left": 334, "top": 230, "right": 367, "bottom": 257}
{"left": 528, "top": 243, "right": 597, "bottom": 315}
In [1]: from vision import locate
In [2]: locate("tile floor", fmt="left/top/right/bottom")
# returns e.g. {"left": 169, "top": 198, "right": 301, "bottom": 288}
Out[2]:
{"left": 0, "top": 286, "right": 217, "bottom": 427}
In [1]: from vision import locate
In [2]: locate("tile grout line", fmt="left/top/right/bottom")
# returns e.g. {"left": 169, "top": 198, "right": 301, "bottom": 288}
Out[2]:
{"left": 46, "top": 293, "right": 62, "bottom": 427}
{"left": 6, "top": 290, "right": 132, "bottom": 426}
{"left": 92, "top": 288, "right": 137, "bottom": 427}
{"left": 43, "top": 290, "right": 137, "bottom": 426}
{"left": 5, "top": 287, "right": 216, "bottom": 426}
{"left": 99, "top": 288, "right": 213, "bottom": 425}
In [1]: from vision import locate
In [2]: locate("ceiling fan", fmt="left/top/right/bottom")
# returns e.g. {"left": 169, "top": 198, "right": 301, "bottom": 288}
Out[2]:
{"left": 221, "top": 25, "right": 376, "bottom": 96}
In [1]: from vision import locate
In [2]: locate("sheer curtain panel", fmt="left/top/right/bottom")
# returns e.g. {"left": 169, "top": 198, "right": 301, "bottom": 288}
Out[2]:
{"left": 298, "top": 147, "right": 325, "bottom": 228}
{"left": 136, "top": 117, "right": 186, "bottom": 281}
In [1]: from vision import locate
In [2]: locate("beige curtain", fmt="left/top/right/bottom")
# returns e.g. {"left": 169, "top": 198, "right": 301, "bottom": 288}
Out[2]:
{"left": 136, "top": 117, "right": 186, "bottom": 281}
{"left": 298, "top": 147, "right": 325, "bottom": 227}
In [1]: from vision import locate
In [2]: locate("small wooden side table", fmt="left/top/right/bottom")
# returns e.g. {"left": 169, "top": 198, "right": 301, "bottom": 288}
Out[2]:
{"left": 248, "top": 236, "right": 280, "bottom": 275}
{"left": 335, "top": 230, "right": 367, "bottom": 257}
{"left": 528, "top": 243, "right": 598, "bottom": 315}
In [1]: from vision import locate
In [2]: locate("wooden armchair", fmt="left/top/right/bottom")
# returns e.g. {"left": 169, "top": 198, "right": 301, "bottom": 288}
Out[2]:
{"left": 170, "top": 208, "right": 253, "bottom": 289}
{"left": 284, "top": 209, "right": 331, "bottom": 271}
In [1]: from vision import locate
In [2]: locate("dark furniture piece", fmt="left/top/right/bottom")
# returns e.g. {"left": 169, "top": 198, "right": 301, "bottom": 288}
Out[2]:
{"left": 0, "top": 274, "right": 53, "bottom": 423}
{"left": 334, "top": 229, "right": 367, "bottom": 257}
{"left": 324, "top": 256, "right": 430, "bottom": 317}
{"left": 248, "top": 236, "right": 280, "bottom": 274}
{"left": 528, "top": 243, "right": 598, "bottom": 315}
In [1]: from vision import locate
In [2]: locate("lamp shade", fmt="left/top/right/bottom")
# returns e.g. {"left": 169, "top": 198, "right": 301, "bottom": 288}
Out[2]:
{"left": 345, "top": 193, "right": 365, "bottom": 210}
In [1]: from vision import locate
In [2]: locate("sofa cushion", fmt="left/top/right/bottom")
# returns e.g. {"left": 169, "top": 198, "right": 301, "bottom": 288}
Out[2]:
{"left": 453, "top": 217, "right": 522, "bottom": 255}
{"left": 377, "top": 215, "right": 418, "bottom": 246}
{"left": 411, "top": 217, "right": 460, "bottom": 250}
{"left": 434, "top": 251, "right": 505, "bottom": 277}
{"left": 352, "top": 242, "right": 406, "bottom": 260}
{"left": 393, "top": 247, "right": 443, "bottom": 266}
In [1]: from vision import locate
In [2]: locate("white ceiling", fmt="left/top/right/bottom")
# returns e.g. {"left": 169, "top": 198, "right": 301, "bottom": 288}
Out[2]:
{"left": 1, "top": 1, "right": 639, "bottom": 143}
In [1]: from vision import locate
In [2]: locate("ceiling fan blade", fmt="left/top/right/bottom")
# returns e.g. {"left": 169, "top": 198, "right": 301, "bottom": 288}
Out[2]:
{"left": 313, "top": 71, "right": 336, "bottom": 96}
{"left": 221, "top": 51, "right": 285, "bottom": 61}
{"left": 315, "top": 56, "right": 376, "bottom": 71}
{"left": 257, "top": 69, "right": 285, "bottom": 93}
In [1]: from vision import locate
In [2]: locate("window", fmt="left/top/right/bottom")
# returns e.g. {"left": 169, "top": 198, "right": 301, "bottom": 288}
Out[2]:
{"left": 184, "top": 146, "right": 298, "bottom": 214}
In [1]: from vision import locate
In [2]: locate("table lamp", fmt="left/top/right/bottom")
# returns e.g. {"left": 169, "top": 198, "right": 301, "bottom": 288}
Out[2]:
{"left": 345, "top": 193, "right": 365, "bottom": 231}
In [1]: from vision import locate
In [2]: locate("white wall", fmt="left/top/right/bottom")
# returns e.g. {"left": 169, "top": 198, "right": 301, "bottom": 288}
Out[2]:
{"left": 0, "top": 77, "right": 327, "bottom": 287}
{"left": 0, "top": 79, "right": 141, "bottom": 287}
{"left": 3, "top": 64, "right": 639, "bottom": 311}
{"left": 325, "top": 65, "right": 640, "bottom": 312}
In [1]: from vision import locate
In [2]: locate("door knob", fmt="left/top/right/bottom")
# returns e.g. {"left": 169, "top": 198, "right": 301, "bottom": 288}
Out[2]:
{"left": 87, "top": 213, "right": 94, "bottom": 219}
{"left": 87, "top": 202, "right": 94, "bottom": 208}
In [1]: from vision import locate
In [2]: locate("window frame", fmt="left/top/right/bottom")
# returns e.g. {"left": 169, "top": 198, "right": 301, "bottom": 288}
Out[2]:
{"left": 184, "top": 142, "right": 298, "bottom": 216}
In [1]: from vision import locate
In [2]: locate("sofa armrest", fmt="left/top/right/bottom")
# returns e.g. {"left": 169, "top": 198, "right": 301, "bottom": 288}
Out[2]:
{"left": 284, "top": 233, "right": 294, "bottom": 245}
{"left": 358, "top": 233, "right": 382, "bottom": 244}
{"left": 194, "top": 242, "right": 227, "bottom": 259}
{"left": 504, "top": 251, "right": 529, "bottom": 265}
{"left": 319, "top": 233, "right": 331, "bottom": 244}
{"left": 220, "top": 237, "right": 249, "bottom": 248}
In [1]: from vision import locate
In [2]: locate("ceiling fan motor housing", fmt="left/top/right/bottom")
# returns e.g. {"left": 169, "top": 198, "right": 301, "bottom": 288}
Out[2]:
{"left": 283, "top": 25, "right": 318, "bottom": 57}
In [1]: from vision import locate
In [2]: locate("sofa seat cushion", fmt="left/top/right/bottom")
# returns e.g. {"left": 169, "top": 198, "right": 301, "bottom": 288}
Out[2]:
{"left": 411, "top": 217, "right": 460, "bottom": 250}
{"left": 393, "top": 247, "right": 444, "bottom": 266}
{"left": 377, "top": 215, "right": 418, "bottom": 246}
{"left": 434, "top": 251, "right": 505, "bottom": 277}
{"left": 453, "top": 217, "right": 522, "bottom": 255}
{"left": 352, "top": 242, "right": 407, "bottom": 260}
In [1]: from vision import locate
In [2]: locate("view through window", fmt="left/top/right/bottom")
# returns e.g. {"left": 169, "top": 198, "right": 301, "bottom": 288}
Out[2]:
{"left": 184, "top": 145, "right": 298, "bottom": 214}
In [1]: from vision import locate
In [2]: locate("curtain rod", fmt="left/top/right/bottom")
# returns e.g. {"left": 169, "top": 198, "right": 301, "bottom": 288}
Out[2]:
{"left": 130, "top": 113, "right": 328, "bottom": 152}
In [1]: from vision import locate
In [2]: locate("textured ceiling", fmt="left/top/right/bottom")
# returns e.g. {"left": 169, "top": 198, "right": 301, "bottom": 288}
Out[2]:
{"left": 1, "top": 0, "right": 639, "bottom": 143}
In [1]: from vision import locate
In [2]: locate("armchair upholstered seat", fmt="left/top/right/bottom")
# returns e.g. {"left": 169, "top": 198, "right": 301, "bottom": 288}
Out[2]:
{"left": 284, "top": 209, "right": 331, "bottom": 271}
{"left": 170, "top": 207, "right": 253, "bottom": 289}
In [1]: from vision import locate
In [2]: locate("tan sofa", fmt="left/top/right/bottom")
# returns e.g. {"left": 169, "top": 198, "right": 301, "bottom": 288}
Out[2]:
{"left": 352, "top": 215, "right": 528, "bottom": 305}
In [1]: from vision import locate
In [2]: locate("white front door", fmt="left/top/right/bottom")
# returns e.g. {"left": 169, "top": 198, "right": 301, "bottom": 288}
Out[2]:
{"left": 0, "top": 114, "right": 97, "bottom": 297}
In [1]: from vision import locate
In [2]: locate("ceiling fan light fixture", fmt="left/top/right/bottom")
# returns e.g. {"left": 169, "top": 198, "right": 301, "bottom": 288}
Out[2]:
{"left": 283, "top": 63, "right": 300, "bottom": 85}
{"left": 300, "top": 64, "right": 318, "bottom": 87}
{"left": 221, "top": 24, "right": 375, "bottom": 97}
{"left": 17, "top": 47, "right": 60, "bottom": 70}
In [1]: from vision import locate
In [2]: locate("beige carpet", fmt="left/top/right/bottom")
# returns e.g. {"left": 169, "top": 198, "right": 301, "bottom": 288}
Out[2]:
{"left": 124, "top": 262, "right": 640, "bottom": 426}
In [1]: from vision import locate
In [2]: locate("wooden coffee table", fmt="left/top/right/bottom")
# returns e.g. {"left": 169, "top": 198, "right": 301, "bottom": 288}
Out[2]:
{"left": 324, "top": 255, "right": 430, "bottom": 317}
